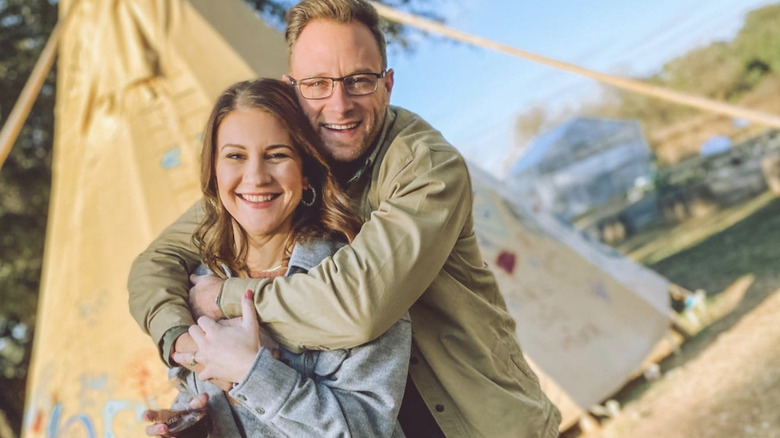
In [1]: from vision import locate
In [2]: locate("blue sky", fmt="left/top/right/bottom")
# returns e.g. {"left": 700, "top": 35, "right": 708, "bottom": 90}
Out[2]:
{"left": 387, "top": 0, "right": 779, "bottom": 173}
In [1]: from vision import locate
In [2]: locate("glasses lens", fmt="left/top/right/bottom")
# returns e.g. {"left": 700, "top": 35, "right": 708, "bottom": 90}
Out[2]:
{"left": 344, "top": 74, "right": 379, "bottom": 96}
{"left": 299, "top": 77, "right": 333, "bottom": 99}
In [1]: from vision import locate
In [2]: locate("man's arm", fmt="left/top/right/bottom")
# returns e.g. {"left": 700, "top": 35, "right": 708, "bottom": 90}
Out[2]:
{"left": 127, "top": 201, "right": 208, "bottom": 356}
{"left": 219, "top": 137, "right": 473, "bottom": 352}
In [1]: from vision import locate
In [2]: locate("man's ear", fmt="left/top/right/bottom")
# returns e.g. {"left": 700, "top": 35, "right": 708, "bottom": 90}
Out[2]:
{"left": 384, "top": 68, "right": 394, "bottom": 98}
{"left": 282, "top": 74, "right": 293, "bottom": 84}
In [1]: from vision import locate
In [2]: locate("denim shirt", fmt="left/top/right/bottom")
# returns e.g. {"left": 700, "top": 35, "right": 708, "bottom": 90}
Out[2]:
{"left": 171, "top": 239, "right": 411, "bottom": 437}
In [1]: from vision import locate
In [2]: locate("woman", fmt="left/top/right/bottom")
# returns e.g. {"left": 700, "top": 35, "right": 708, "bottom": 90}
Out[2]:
{"left": 143, "top": 79, "right": 410, "bottom": 437}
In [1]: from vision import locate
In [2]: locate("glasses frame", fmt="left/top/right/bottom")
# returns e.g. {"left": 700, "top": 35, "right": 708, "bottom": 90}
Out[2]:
{"left": 289, "top": 70, "right": 388, "bottom": 100}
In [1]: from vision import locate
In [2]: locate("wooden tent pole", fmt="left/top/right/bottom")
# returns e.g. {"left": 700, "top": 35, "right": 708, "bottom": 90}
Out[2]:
{"left": 0, "top": 0, "right": 80, "bottom": 172}
{"left": 370, "top": 2, "right": 780, "bottom": 130}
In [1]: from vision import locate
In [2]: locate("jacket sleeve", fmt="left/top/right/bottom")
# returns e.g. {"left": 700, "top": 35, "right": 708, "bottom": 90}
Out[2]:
{"left": 229, "top": 314, "right": 411, "bottom": 438}
{"left": 219, "top": 138, "right": 473, "bottom": 351}
{"left": 127, "top": 201, "right": 209, "bottom": 353}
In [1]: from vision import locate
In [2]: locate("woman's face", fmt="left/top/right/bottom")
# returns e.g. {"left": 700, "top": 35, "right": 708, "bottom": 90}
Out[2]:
{"left": 215, "top": 108, "right": 307, "bottom": 240}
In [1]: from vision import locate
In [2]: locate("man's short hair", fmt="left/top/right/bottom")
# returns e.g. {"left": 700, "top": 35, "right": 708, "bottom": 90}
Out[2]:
{"left": 285, "top": 0, "right": 388, "bottom": 69}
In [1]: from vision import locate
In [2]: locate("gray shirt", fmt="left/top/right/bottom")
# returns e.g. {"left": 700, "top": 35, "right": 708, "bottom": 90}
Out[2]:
{"left": 171, "top": 239, "right": 410, "bottom": 437}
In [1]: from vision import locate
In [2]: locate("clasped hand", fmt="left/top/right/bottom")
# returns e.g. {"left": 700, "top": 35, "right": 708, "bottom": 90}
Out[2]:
{"left": 187, "top": 273, "right": 224, "bottom": 320}
{"left": 146, "top": 288, "right": 279, "bottom": 436}
{"left": 174, "top": 288, "right": 271, "bottom": 383}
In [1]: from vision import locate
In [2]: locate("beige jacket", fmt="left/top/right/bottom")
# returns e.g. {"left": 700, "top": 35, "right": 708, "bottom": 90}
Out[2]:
{"left": 128, "top": 106, "right": 561, "bottom": 437}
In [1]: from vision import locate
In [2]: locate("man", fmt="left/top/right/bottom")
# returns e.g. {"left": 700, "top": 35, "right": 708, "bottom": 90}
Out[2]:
{"left": 128, "top": 0, "right": 561, "bottom": 436}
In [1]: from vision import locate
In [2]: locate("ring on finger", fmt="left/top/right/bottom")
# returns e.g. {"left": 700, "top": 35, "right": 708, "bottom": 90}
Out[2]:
{"left": 189, "top": 352, "right": 198, "bottom": 367}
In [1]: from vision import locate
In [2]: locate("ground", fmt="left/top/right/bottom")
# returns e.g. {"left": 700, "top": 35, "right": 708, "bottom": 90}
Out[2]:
{"left": 565, "top": 193, "right": 780, "bottom": 438}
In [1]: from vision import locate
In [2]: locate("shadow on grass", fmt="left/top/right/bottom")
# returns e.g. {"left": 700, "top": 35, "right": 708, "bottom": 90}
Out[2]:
{"left": 566, "top": 196, "right": 780, "bottom": 435}
{"left": 650, "top": 196, "right": 780, "bottom": 368}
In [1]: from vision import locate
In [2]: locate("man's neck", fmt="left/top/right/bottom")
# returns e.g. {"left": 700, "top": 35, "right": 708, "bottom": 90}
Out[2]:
{"left": 333, "top": 142, "right": 378, "bottom": 186}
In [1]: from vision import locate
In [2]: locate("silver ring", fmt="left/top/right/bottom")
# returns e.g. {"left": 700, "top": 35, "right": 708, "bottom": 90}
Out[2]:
{"left": 189, "top": 353, "right": 198, "bottom": 367}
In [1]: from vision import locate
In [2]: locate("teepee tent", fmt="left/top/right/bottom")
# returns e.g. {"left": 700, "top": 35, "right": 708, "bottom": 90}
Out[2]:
{"left": 22, "top": 0, "right": 670, "bottom": 435}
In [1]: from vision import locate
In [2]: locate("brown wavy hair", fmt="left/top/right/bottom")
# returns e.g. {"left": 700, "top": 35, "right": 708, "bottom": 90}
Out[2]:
{"left": 193, "top": 79, "right": 362, "bottom": 278}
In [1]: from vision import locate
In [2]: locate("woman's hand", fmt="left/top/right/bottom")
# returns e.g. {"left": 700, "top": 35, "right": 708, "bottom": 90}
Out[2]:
{"left": 143, "top": 393, "right": 208, "bottom": 436}
{"left": 174, "top": 290, "right": 268, "bottom": 383}
{"left": 171, "top": 332, "right": 233, "bottom": 392}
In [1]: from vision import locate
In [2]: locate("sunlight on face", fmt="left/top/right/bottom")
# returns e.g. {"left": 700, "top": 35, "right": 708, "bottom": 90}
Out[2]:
{"left": 289, "top": 20, "right": 393, "bottom": 163}
{"left": 215, "top": 108, "right": 307, "bottom": 240}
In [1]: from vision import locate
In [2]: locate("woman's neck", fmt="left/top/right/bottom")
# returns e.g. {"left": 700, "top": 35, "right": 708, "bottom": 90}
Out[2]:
{"left": 243, "top": 232, "right": 289, "bottom": 278}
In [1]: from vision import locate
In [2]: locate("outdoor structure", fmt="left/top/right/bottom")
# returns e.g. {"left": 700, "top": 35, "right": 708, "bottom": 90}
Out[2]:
{"left": 507, "top": 117, "right": 658, "bottom": 242}
{"left": 21, "top": 1, "right": 671, "bottom": 436}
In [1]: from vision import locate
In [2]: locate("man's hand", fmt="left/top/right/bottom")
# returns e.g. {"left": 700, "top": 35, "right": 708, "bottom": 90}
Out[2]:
{"left": 143, "top": 393, "right": 208, "bottom": 436}
{"left": 188, "top": 273, "right": 224, "bottom": 320}
{"left": 174, "top": 290, "right": 268, "bottom": 383}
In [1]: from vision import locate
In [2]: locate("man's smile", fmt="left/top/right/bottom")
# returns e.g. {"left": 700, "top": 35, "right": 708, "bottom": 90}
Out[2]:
{"left": 322, "top": 122, "right": 360, "bottom": 131}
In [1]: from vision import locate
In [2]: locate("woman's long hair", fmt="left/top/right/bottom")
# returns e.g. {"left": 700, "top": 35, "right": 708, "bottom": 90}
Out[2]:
{"left": 194, "top": 79, "right": 362, "bottom": 278}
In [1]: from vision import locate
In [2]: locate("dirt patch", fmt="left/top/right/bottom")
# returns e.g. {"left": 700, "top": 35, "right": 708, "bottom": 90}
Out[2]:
{"left": 594, "top": 286, "right": 780, "bottom": 438}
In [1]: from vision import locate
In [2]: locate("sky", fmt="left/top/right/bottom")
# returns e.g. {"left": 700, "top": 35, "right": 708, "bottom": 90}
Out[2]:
{"left": 386, "top": 0, "right": 779, "bottom": 174}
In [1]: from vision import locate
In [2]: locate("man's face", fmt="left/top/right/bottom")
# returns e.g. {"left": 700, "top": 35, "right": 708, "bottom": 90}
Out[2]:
{"left": 288, "top": 20, "right": 394, "bottom": 164}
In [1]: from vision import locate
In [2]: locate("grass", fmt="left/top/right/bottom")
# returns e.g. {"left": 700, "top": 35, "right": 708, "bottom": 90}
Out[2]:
{"left": 646, "top": 194, "right": 780, "bottom": 302}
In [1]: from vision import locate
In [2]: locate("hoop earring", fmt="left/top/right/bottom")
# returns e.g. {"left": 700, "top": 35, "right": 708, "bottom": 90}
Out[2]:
{"left": 301, "top": 186, "right": 317, "bottom": 207}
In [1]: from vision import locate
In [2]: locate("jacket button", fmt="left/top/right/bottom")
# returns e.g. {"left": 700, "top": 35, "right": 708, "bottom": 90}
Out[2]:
{"left": 255, "top": 407, "right": 265, "bottom": 414}
{"left": 237, "top": 395, "right": 247, "bottom": 401}
{"left": 410, "top": 356, "right": 419, "bottom": 365}
{"left": 435, "top": 404, "right": 445, "bottom": 412}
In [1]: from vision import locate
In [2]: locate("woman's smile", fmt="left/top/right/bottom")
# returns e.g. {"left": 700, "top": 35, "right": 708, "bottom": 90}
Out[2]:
{"left": 215, "top": 108, "right": 307, "bottom": 239}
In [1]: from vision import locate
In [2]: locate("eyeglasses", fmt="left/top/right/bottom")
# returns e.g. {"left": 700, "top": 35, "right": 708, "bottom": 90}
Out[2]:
{"left": 288, "top": 71, "right": 387, "bottom": 100}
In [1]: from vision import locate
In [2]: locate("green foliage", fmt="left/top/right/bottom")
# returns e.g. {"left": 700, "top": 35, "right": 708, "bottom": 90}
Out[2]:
{"left": 0, "top": 1, "right": 57, "bottom": 432}
{"left": 0, "top": 0, "right": 55, "bottom": 322}
{"left": 735, "top": 4, "right": 780, "bottom": 77}
{"left": 620, "top": 4, "right": 780, "bottom": 135}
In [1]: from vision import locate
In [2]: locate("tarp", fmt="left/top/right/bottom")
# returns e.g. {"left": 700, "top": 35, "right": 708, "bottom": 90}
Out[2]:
{"left": 23, "top": 0, "right": 671, "bottom": 435}
{"left": 471, "top": 167, "right": 670, "bottom": 427}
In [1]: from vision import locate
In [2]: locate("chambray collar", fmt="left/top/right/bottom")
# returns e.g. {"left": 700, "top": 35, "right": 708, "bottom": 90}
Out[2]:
{"left": 284, "top": 239, "right": 344, "bottom": 275}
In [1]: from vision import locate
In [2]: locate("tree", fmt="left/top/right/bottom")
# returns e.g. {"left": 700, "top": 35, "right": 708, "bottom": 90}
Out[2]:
{"left": 0, "top": 0, "right": 57, "bottom": 435}
{"left": 735, "top": 4, "right": 780, "bottom": 77}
